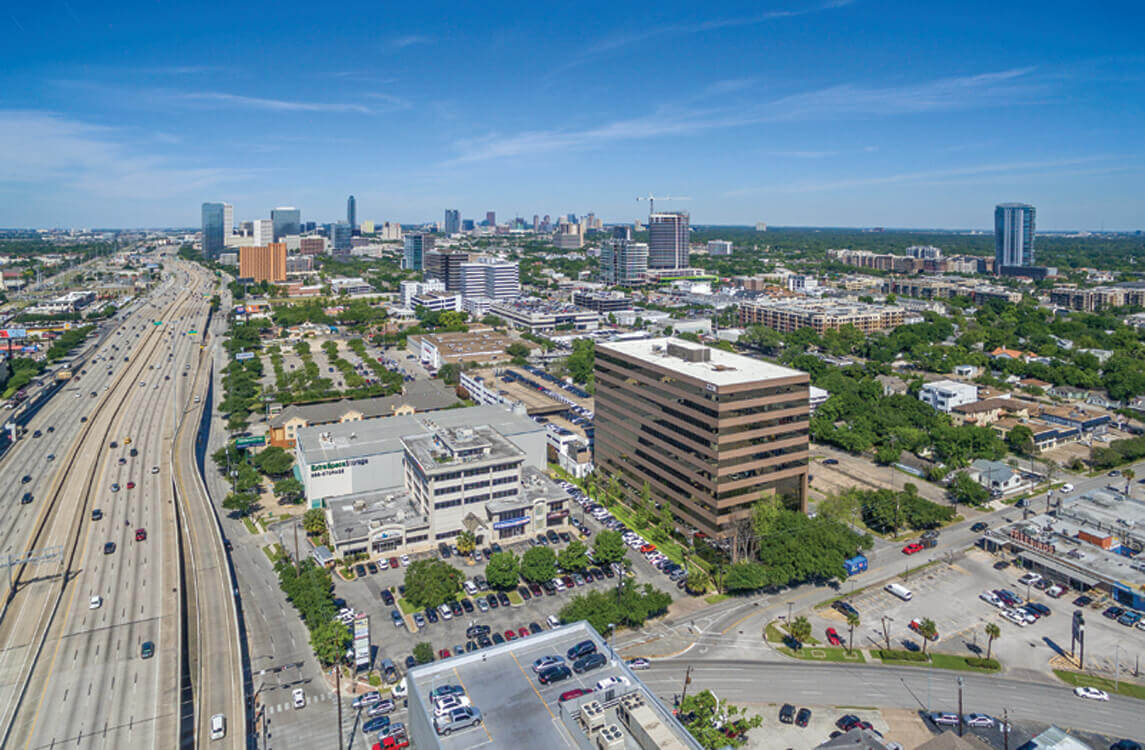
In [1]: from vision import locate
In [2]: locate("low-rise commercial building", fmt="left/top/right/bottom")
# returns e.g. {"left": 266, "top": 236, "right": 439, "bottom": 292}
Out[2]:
{"left": 706, "top": 239, "right": 733, "bottom": 256}
{"left": 571, "top": 290, "right": 633, "bottom": 314}
{"left": 490, "top": 298, "right": 600, "bottom": 333}
{"left": 407, "top": 330, "right": 527, "bottom": 369}
{"left": 327, "top": 276, "right": 372, "bottom": 295}
{"left": 299, "top": 407, "right": 569, "bottom": 555}
{"left": 410, "top": 290, "right": 462, "bottom": 313}
{"left": 738, "top": 298, "right": 905, "bottom": 334}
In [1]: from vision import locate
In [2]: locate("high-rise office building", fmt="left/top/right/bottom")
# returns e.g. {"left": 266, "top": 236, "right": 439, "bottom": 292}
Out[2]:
{"left": 347, "top": 195, "right": 356, "bottom": 229}
{"left": 252, "top": 219, "right": 273, "bottom": 246}
{"left": 444, "top": 209, "right": 461, "bottom": 234}
{"left": 459, "top": 258, "right": 520, "bottom": 300}
{"left": 594, "top": 338, "right": 810, "bottom": 539}
{"left": 462, "top": 219, "right": 475, "bottom": 232}
{"left": 648, "top": 211, "right": 690, "bottom": 269}
{"left": 223, "top": 203, "right": 234, "bottom": 239}
{"left": 532, "top": 214, "right": 539, "bottom": 232}
{"left": 403, "top": 233, "right": 435, "bottom": 271}
{"left": 485, "top": 211, "right": 496, "bottom": 227}
{"left": 600, "top": 238, "right": 648, "bottom": 287}
{"left": 200, "top": 202, "right": 229, "bottom": 259}
{"left": 994, "top": 203, "right": 1036, "bottom": 270}
{"left": 239, "top": 243, "right": 287, "bottom": 283}
{"left": 424, "top": 250, "right": 470, "bottom": 290}
{"left": 239, "top": 220, "right": 254, "bottom": 237}
{"left": 271, "top": 207, "right": 301, "bottom": 241}
{"left": 331, "top": 221, "right": 352, "bottom": 255}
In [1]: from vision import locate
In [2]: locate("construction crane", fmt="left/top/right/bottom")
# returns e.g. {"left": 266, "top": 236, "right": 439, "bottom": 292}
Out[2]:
{"left": 636, "top": 194, "right": 691, "bottom": 215}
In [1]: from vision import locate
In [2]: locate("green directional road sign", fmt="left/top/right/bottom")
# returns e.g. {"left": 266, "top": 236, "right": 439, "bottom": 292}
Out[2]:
{"left": 235, "top": 435, "right": 266, "bottom": 448}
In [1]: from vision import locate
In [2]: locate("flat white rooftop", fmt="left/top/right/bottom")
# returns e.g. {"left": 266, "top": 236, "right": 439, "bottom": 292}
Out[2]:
{"left": 598, "top": 337, "right": 806, "bottom": 387}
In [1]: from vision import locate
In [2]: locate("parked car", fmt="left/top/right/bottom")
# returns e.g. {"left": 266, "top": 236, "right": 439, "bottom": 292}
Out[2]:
{"left": 779, "top": 704, "right": 796, "bottom": 724}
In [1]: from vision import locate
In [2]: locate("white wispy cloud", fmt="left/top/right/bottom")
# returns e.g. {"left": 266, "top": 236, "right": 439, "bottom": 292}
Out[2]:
{"left": 177, "top": 91, "right": 372, "bottom": 114}
{"left": 388, "top": 34, "right": 431, "bottom": 50}
{"left": 445, "top": 68, "right": 1041, "bottom": 165}
{"left": 0, "top": 110, "right": 245, "bottom": 199}
{"left": 549, "top": 0, "right": 852, "bottom": 76}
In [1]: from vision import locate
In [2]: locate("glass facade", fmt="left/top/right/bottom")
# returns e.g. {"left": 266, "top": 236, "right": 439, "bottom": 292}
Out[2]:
{"left": 994, "top": 203, "right": 1036, "bottom": 269}
{"left": 201, "top": 202, "right": 226, "bottom": 258}
{"left": 271, "top": 207, "right": 301, "bottom": 241}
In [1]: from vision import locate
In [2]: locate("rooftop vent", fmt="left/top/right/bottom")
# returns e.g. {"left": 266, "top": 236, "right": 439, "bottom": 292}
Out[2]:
{"left": 580, "top": 700, "right": 605, "bottom": 733}
{"left": 667, "top": 341, "right": 709, "bottom": 362}
{"left": 596, "top": 725, "right": 624, "bottom": 750}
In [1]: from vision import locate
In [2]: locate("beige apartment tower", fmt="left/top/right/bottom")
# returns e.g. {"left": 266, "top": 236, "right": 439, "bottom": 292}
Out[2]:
{"left": 239, "top": 242, "right": 287, "bottom": 283}
{"left": 594, "top": 338, "right": 809, "bottom": 539}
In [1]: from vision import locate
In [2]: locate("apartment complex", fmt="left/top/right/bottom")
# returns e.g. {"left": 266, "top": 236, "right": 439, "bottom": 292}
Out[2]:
{"left": 737, "top": 298, "right": 905, "bottom": 334}
{"left": 599, "top": 237, "right": 648, "bottom": 286}
{"left": 884, "top": 276, "right": 1022, "bottom": 305}
{"left": 594, "top": 338, "right": 810, "bottom": 538}
{"left": 238, "top": 243, "right": 287, "bottom": 283}
{"left": 707, "top": 239, "right": 734, "bottom": 256}
{"left": 1049, "top": 285, "right": 1145, "bottom": 312}
{"left": 995, "top": 202, "right": 1036, "bottom": 270}
{"left": 828, "top": 248, "right": 993, "bottom": 275}
{"left": 648, "top": 211, "right": 690, "bottom": 269}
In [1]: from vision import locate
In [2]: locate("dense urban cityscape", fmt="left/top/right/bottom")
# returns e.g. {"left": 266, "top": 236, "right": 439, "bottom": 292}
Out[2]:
{"left": 2, "top": 2, "right": 1144, "bottom": 750}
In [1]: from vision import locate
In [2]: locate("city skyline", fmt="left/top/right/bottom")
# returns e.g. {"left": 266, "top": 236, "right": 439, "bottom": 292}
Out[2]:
{"left": 1, "top": 1, "right": 1142, "bottom": 229}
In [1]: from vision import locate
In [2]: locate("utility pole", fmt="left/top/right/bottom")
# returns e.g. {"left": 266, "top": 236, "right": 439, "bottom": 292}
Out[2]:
{"left": 334, "top": 664, "right": 343, "bottom": 750}
{"left": 294, "top": 521, "right": 301, "bottom": 574}
{"left": 679, "top": 665, "right": 693, "bottom": 707}
{"left": 1003, "top": 708, "right": 1010, "bottom": 750}
{"left": 881, "top": 616, "right": 893, "bottom": 650}
{"left": 957, "top": 677, "right": 964, "bottom": 737}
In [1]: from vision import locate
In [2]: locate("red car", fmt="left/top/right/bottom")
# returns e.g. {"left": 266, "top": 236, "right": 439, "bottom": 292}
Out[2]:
{"left": 909, "top": 618, "right": 938, "bottom": 641}
{"left": 438, "top": 648, "right": 451, "bottom": 659}
{"left": 126, "top": 481, "right": 136, "bottom": 490}
{"left": 902, "top": 542, "right": 924, "bottom": 555}
{"left": 388, "top": 557, "right": 400, "bottom": 569}
{"left": 518, "top": 626, "right": 530, "bottom": 639}
{"left": 503, "top": 629, "right": 517, "bottom": 641}
{"left": 560, "top": 688, "right": 594, "bottom": 702}
{"left": 825, "top": 627, "right": 843, "bottom": 646}
{"left": 135, "top": 528, "right": 147, "bottom": 541}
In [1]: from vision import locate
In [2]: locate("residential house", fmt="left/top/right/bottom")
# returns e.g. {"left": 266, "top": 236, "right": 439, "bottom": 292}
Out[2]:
{"left": 968, "top": 459, "right": 1024, "bottom": 495}
{"left": 919, "top": 380, "right": 978, "bottom": 413}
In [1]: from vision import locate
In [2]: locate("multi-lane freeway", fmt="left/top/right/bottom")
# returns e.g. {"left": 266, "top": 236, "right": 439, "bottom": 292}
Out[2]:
{"left": 0, "top": 258, "right": 243, "bottom": 749}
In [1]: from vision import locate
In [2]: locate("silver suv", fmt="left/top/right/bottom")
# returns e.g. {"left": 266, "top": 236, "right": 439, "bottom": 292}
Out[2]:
{"left": 434, "top": 706, "right": 482, "bottom": 736}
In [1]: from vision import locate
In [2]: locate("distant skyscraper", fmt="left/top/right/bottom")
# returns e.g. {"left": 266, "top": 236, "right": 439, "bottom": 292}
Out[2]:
{"left": 201, "top": 202, "right": 227, "bottom": 258}
{"left": 403, "top": 233, "right": 435, "bottom": 271}
{"left": 648, "top": 211, "right": 690, "bottom": 269}
{"left": 612, "top": 225, "right": 633, "bottom": 241}
{"left": 347, "top": 195, "right": 356, "bottom": 229}
{"left": 223, "top": 203, "right": 234, "bottom": 238}
{"left": 331, "top": 221, "right": 352, "bottom": 255}
{"left": 462, "top": 219, "right": 475, "bottom": 232}
{"left": 271, "top": 207, "right": 301, "bottom": 241}
{"left": 994, "top": 203, "right": 1036, "bottom": 270}
{"left": 532, "top": 214, "right": 539, "bottom": 232}
{"left": 444, "top": 209, "right": 461, "bottom": 234}
{"left": 252, "top": 219, "right": 273, "bottom": 246}
{"left": 485, "top": 211, "right": 496, "bottom": 227}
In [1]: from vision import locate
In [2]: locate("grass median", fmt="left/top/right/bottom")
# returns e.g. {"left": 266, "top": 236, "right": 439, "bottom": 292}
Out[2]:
{"left": 1054, "top": 669, "right": 1145, "bottom": 700}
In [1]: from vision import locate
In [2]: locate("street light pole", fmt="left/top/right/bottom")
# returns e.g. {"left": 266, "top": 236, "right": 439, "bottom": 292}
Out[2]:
{"left": 957, "top": 676, "right": 964, "bottom": 737}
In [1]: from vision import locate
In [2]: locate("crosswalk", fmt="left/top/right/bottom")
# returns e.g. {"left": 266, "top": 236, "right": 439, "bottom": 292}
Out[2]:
{"left": 264, "top": 690, "right": 335, "bottom": 714}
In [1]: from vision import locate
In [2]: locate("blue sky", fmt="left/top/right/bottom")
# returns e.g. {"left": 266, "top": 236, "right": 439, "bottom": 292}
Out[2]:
{"left": 1, "top": 0, "right": 1142, "bottom": 229}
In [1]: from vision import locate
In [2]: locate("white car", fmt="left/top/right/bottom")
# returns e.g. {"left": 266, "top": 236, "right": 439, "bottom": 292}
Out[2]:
{"left": 292, "top": 688, "right": 306, "bottom": 709}
{"left": 151, "top": 466, "right": 159, "bottom": 474}
{"left": 89, "top": 595, "right": 102, "bottom": 609}
{"left": 400, "top": 555, "right": 411, "bottom": 566}
{"left": 1002, "top": 609, "right": 1027, "bottom": 626}
{"left": 432, "top": 695, "right": 471, "bottom": 716}
{"left": 594, "top": 676, "right": 630, "bottom": 693}
{"left": 627, "top": 658, "right": 651, "bottom": 670}
{"left": 979, "top": 591, "right": 1002, "bottom": 607}
{"left": 1073, "top": 686, "right": 1109, "bottom": 701}
{"left": 964, "top": 713, "right": 994, "bottom": 728}
{"left": 1061, "top": 484, "right": 1074, "bottom": 493}
{"left": 532, "top": 655, "right": 564, "bottom": 673}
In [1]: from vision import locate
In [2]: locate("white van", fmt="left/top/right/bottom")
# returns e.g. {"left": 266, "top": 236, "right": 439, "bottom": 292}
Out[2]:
{"left": 209, "top": 713, "right": 226, "bottom": 740}
{"left": 885, "top": 583, "right": 913, "bottom": 601}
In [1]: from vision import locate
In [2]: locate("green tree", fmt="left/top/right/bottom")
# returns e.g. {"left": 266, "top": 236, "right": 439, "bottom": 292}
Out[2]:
{"left": 557, "top": 540, "right": 590, "bottom": 572}
{"left": 685, "top": 568, "right": 708, "bottom": 594}
{"left": 677, "top": 689, "right": 763, "bottom": 749}
{"left": 506, "top": 342, "right": 530, "bottom": 358}
{"left": 592, "top": 530, "right": 626, "bottom": 565}
{"left": 722, "top": 561, "right": 769, "bottom": 592}
{"left": 521, "top": 546, "right": 557, "bottom": 583}
{"left": 485, "top": 551, "right": 521, "bottom": 589}
{"left": 984, "top": 622, "right": 1000, "bottom": 661}
{"left": 438, "top": 363, "right": 460, "bottom": 385}
{"left": 788, "top": 615, "right": 812, "bottom": 645}
{"left": 302, "top": 508, "right": 327, "bottom": 536}
{"left": 222, "top": 492, "right": 257, "bottom": 517}
{"left": 412, "top": 642, "right": 434, "bottom": 665}
{"left": 1006, "top": 424, "right": 1035, "bottom": 456}
{"left": 273, "top": 478, "right": 304, "bottom": 504}
{"left": 949, "top": 471, "right": 991, "bottom": 506}
{"left": 566, "top": 338, "right": 595, "bottom": 386}
{"left": 456, "top": 530, "right": 477, "bottom": 556}
{"left": 403, "top": 559, "right": 463, "bottom": 608}
{"left": 310, "top": 619, "right": 350, "bottom": 667}
{"left": 916, "top": 618, "right": 938, "bottom": 655}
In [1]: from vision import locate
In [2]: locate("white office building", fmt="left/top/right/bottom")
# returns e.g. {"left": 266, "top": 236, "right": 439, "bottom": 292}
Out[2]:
{"left": 400, "top": 279, "right": 446, "bottom": 308}
{"left": 707, "top": 240, "right": 733, "bottom": 256}
{"left": 459, "top": 258, "right": 520, "bottom": 301}
{"left": 919, "top": 380, "right": 979, "bottom": 412}
{"left": 252, "top": 219, "right": 273, "bottom": 246}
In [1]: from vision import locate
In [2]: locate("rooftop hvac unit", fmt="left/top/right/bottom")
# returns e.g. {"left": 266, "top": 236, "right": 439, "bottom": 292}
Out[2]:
{"left": 595, "top": 724, "right": 624, "bottom": 750}
{"left": 580, "top": 700, "right": 605, "bottom": 734}
{"left": 619, "top": 693, "right": 646, "bottom": 712}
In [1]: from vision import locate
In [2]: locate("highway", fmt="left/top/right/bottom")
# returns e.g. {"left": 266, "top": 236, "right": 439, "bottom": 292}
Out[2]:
{"left": 0, "top": 258, "right": 240, "bottom": 749}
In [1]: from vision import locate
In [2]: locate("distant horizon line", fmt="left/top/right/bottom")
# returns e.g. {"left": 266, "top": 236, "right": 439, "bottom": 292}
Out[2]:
{"left": 3, "top": 223, "right": 1141, "bottom": 235}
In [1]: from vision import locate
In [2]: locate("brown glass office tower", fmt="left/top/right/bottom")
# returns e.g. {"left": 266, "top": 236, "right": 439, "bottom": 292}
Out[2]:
{"left": 594, "top": 338, "right": 809, "bottom": 539}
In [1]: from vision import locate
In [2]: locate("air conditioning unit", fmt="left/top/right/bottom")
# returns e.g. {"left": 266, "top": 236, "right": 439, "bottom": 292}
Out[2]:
{"left": 580, "top": 700, "right": 605, "bottom": 733}
{"left": 595, "top": 724, "right": 624, "bottom": 750}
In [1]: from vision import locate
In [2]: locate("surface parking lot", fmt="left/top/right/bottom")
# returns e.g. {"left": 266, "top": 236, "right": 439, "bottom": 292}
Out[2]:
{"left": 814, "top": 548, "right": 1145, "bottom": 677}
{"left": 408, "top": 624, "right": 641, "bottom": 749}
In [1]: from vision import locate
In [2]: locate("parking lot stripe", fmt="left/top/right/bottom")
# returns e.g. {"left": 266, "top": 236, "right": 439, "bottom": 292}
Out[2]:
{"left": 452, "top": 665, "right": 494, "bottom": 744}
{"left": 508, "top": 651, "right": 558, "bottom": 722}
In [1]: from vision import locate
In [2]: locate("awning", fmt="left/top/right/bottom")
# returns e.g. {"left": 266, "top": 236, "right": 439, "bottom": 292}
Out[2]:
{"left": 1020, "top": 553, "right": 1101, "bottom": 587}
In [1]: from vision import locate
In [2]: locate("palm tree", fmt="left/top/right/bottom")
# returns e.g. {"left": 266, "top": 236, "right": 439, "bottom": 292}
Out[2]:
{"left": 846, "top": 613, "right": 861, "bottom": 655}
{"left": 985, "top": 622, "right": 1001, "bottom": 661}
{"left": 456, "top": 530, "right": 477, "bottom": 556}
{"left": 1124, "top": 468, "right": 1136, "bottom": 496}
{"left": 789, "top": 615, "right": 812, "bottom": 645}
{"left": 917, "top": 618, "right": 937, "bottom": 656}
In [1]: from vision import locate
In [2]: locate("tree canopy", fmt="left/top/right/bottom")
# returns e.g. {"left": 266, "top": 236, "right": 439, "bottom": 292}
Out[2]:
{"left": 403, "top": 559, "right": 463, "bottom": 608}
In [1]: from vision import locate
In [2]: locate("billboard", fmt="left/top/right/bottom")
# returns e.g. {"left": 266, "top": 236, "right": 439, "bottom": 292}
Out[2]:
{"left": 353, "top": 613, "right": 371, "bottom": 669}
{"left": 235, "top": 351, "right": 255, "bottom": 361}
{"left": 0, "top": 329, "right": 28, "bottom": 339}
{"left": 493, "top": 516, "right": 530, "bottom": 530}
